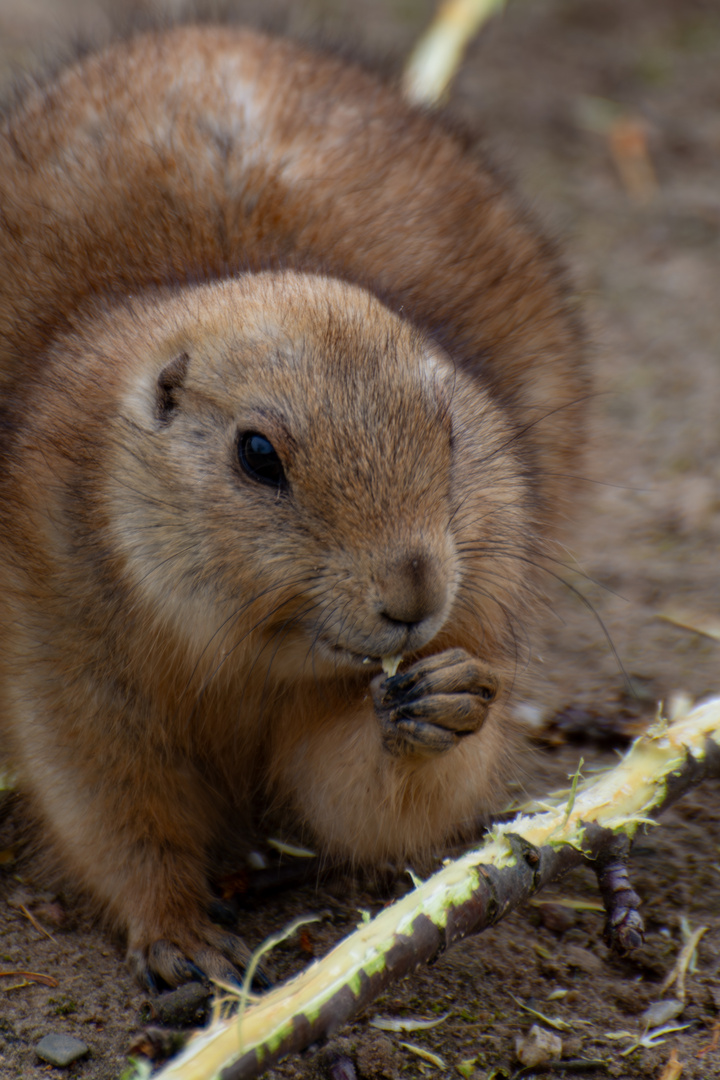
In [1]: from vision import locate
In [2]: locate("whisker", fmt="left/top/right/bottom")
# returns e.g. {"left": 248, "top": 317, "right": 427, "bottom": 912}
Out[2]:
{"left": 477, "top": 391, "right": 598, "bottom": 464}
{"left": 456, "top": 543, "right": 630, "bottom": 689}
{"left": 180, "top": 572, "right": 317, "bottom": 702}
{"left": 131, "top": 543, "right": 200, "bottom": 589}
{"left": 253, "top": 599, "right": 324, "bottom": 721}
{"left": 187, "top": 580, "right": 321, "bottom": 720}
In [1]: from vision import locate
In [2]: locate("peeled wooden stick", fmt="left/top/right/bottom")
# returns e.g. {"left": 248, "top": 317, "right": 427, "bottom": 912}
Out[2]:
{"left": 402, "top": 0, "right": 506, "bottom": 107}
{"left": 143, "top": 698, "right": 720, "bottom": 1080}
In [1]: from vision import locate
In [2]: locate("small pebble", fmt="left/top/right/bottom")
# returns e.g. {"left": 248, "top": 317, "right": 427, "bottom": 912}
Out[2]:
{"left": 537, "top": 902, "right": 576, "bottom": 934}
{"left": 34, "top": 902, "right": 67, "bottom": 928}
{"left": 563, "top": 944, "right": 604, "bottom": 975}
{"left": 142, "top": 982, "right": 212, "bottom": 1028}
{"left": 640, "top": 998, "right": 684, "bottom": 1029}
{"left": 515, "top": 1024, "right": 562, "bottom": 1067}
{"left": 128, "top": 1027, "right": 187, "bottom": 1061}
{"left": 35, "top": 1033, "right": 89, "bottom": 1067}
{"left": 328, "top": 1054, "right": 357, "bottom": 1080}
{"left": 513, "top": 701, "right": 545, "bottom": 728}
{"left": 562, "top": 1035, "right": 583, "bottom": 1058}
{"left": 613, "top": 985, "right": 650, "bottom": 1015}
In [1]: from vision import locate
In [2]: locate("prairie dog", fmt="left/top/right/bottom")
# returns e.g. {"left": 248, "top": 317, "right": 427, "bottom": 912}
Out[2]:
{"left": 0, "top": 26, "right": 586, "bottom": 985}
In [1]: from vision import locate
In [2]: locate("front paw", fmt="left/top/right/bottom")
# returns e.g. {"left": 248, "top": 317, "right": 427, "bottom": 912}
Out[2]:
{"left": 372, "top": 648, "right": 498, "bottom": 757}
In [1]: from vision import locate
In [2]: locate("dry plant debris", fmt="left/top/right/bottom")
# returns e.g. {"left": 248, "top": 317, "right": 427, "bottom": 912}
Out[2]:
{"left": 402, "top": 0, "right": 506, "bottom": 107}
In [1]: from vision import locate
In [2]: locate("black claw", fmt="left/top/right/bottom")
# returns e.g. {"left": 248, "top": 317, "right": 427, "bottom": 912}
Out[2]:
{"left": 383, "top": 669, "right": 425, "bottom": 696}
{"left": 186, "top": 961, "right": 209, "bottom": 983}
{"left": 381, "top": 717, "right": 458, "bottom": 757}
{"left": 373, "top": 649, "right": 499, "bottom": 757}
{"left": 128, "top": 948, "right": 161, "bottom": 994}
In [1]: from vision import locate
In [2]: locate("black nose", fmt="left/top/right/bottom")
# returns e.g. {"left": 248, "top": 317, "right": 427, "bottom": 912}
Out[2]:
{"left": 378, "top": 551, "right": 448, "bottom": 628}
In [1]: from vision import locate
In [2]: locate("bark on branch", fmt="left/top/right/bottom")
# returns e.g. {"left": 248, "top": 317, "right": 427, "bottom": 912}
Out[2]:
{"left": 147, "top": 698, "right": 720, "bottom": 1080}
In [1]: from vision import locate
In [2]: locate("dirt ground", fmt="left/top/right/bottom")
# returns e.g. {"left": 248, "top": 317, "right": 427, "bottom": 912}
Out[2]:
{"left": 1, "top": 0, "right": 720, "bottom": 1077}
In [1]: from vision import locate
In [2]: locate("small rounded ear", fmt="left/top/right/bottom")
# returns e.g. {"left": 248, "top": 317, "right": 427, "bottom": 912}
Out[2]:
{"left": 156, "top": 352, "right": 190, "bottom": 422}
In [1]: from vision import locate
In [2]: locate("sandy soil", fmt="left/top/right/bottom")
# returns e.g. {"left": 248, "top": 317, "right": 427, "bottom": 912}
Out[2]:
{"left": 1, "top": 1, "right": 719, "bottom": 1077}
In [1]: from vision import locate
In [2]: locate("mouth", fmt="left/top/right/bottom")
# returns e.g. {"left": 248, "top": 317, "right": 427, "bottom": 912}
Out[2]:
{"left": 322, "top": 642, "right": 403, "bottom": 676}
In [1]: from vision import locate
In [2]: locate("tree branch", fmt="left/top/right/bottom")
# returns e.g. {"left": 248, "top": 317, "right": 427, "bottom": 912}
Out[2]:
{"left": 145, "top": 698, "right": 720, "bottom": 1080}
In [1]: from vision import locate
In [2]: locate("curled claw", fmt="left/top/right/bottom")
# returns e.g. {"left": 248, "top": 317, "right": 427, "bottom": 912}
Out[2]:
{"left": 128, "top": 926, "right": 273, "bottom": 992}
{"left": 372, "top": 648, "right": 499, "bottom": 757}
{"left": 593, "top": 849, "right": 644, "bottom": 954}
{"left": 390, "top": 716, "right": 460, "bottom": 754}
{"left": 385, "top": 648, "right": 498, "bottom": 701}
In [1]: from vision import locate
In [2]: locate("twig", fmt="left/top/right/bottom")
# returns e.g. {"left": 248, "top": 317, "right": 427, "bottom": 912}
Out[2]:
{"left": 697, "top": 1019, "right": 720, "bottom": 1059}
{"left": 402, "top": 0, "right": 506, "bottom": 107}
{"left": 660, "top": 925, "right": 708, "bottom": 1001}
{"left": 0, "top": 969, "right": 58, "bottom": 987}
{"left": 19, "top": 903, "right": 58, "bottom": 944}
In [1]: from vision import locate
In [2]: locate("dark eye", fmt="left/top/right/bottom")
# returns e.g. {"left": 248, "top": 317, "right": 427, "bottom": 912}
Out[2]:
{"left": 238, "top": 431, "right": 286, "bottom": 489}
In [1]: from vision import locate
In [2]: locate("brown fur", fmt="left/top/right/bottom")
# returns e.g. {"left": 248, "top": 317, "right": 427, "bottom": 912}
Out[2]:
{"left": 0, "top": 26, "right": 586, "bottom": 982}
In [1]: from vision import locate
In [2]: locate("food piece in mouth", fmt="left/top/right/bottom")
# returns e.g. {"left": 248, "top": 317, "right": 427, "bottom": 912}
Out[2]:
{"left": 381, "top": 655, "right": 403, "bottom": 678}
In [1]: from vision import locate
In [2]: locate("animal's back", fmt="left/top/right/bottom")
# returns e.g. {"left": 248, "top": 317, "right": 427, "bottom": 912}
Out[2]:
{"left": 0, "top": 25, "right": 584, "bottom": 505}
